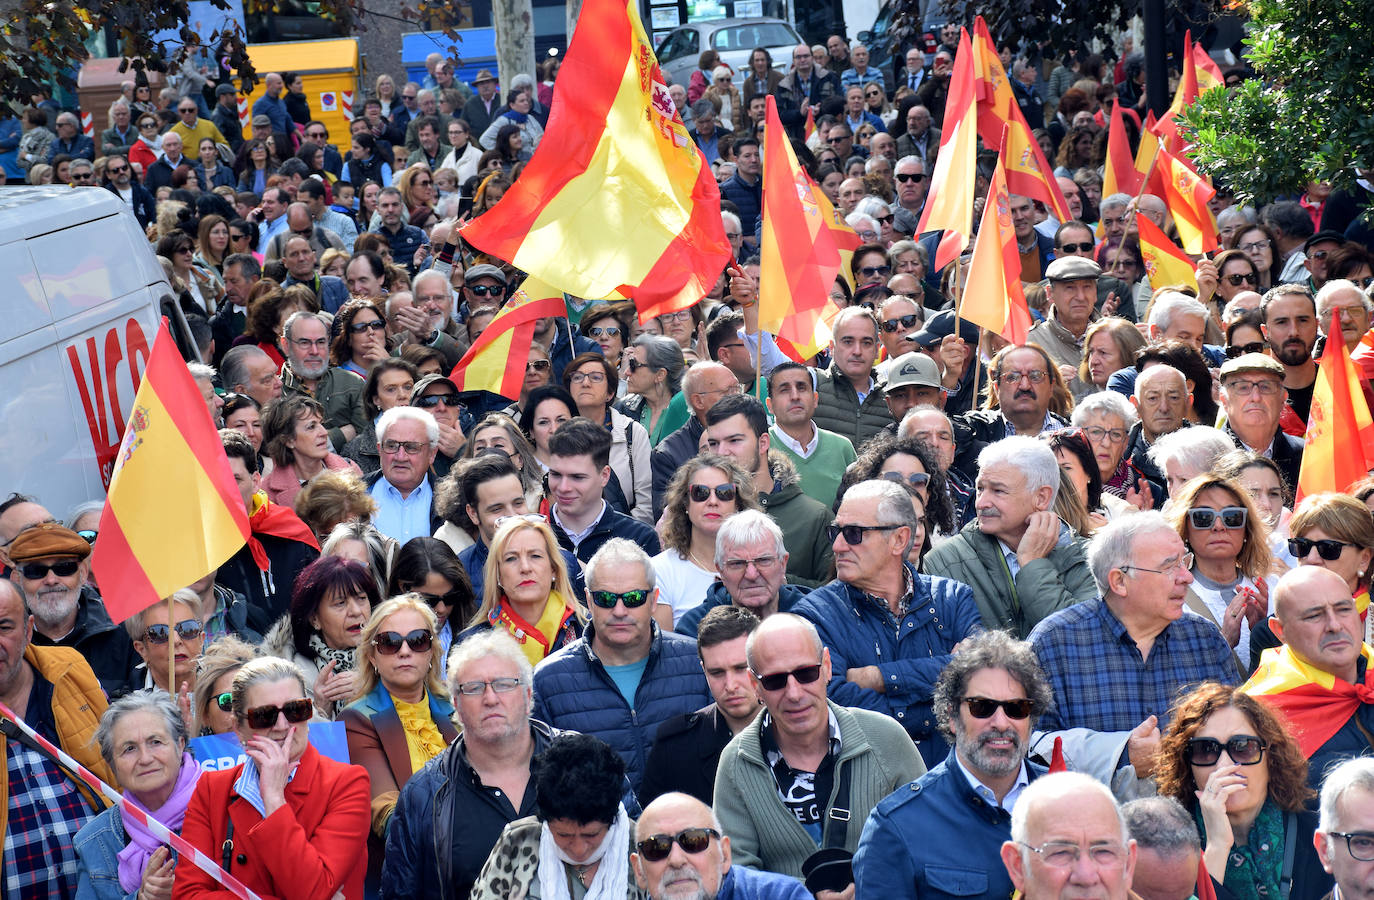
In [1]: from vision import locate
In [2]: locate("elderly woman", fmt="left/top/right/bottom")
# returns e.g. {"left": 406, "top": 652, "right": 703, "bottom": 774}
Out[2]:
{"left": 704, "top": 65, "right": 744, "bottom": 133}
{"left": 388, "top": 536, "right": 475, "bottom": 661}
{"left": 564, "top": 353, "right": 653, "bottom": 524}
{"left": 1078, "top": 317, "right": 1147, "bottom": 393}
{"left": 887, "top": 240, "right": 945, "bottom": 309}
{"left": 261, "top": 395, "right": 363, "bottom": 507}
{"left": 1045, "top": 428, "right": 1129, "bottom": 532}
{"left": 342, "top": 358, "right": 418, "bottom": 474}
{"left": 74, "top": 692, "right": 203, "bottom": 900}
{"left": 616, "top": 334, "right": 688, "bottom": 446}
{"left": 191, "top": 635, "right": 259, "bottom": 736}
{"left": 124, "top": 588, "right": 205, "bottom": 698}
{"left": 1166, "top": 474, "right": 1273, "bottom": 671}
{"left": 1071, "top": 391, "right": 1146, "bottom": 504}
{"left": 320, "top": 520, "right": 395, "bottom": 596}
{"left": 652, "top": 455, "right": 760, "bottom": 629}
{"left": 330, "top": 298, "right": 390, "bottom": 378}
{"left": 176, "top": 657, "right": 371, "bottom": 900}
{"left": 470, "top": 732, "right": 638, "bottom": 900}
{"left": 459, "top": 517, "right": 583, "bottom": 665}
{"left": 520, "top": 385, "right": 578, "bottom": 472}
{"left": 343, "top": 596, "right": 457, "bottom": 894}
{"left": 263, "top": 556, "right": 380, "bottom": 720}
{"left": 293, "top": 471, "right": 378, "bottom": 544}
{"left": 1155, "top": 683, "right": 1329, "bottom": 900}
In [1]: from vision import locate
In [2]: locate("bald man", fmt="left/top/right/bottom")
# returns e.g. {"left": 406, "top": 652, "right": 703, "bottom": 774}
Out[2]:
{"left": 1242, "top": 565, "right": 1374, "bottom": 788}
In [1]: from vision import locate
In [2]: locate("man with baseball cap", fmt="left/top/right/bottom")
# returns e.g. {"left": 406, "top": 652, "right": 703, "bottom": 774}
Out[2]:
{"left": 909, "top": 310, "right": 984, "bottom": 415}
{"left": 881, "top": 351, "right": 944, "bottom": 431}
{"left": 212, "top": 82, "right": 243, "bottom": 151}
{"left": 1028, "top": 256, "right": 1103, "bottom": 398}
{"left": 7, "top": 522, "right": 142, "bottom": 697}
{"left": 1303, "top": 229, "right": 1346, "bottom": 290}
{"left": 1218, "top": 351, "right": 1305, "bottom": 488}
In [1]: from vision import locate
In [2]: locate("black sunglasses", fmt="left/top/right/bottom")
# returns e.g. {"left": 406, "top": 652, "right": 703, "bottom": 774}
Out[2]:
{"left": 18, "top": 560, "right": 81, "bottom": 579}
{"left": 826, "top": 523, "right": 900, "bottom": 544}
{"left": 1225, "top": 342, "right": 1268, "bottom": 358}
{"left": 348, "top": 319, "right": 386, "bottom": 334}
{"left": 1185, "top": 735, "right": 1267, "bottom": 767}
{"left": 1188, "top": 506, "right": 1247, "bottom": 530}
{"left": 417, "top": 591, "right": 459, "bottom": 608}
{"left": 626, "top": 358, "right": 655, "bottom": 373}
{"left": 143, "top": 619, "right": 203, "bottom": 644}
{"left": 243, "top": 699, "right": 314, "bottom": 729}
{"left": 415, "top": 393, "right": 463, "bottom": 409}
{"left": 1058, "top": 241, "right": 1093, "bottom": 254}
{"left": 882, "top": 314, "right": 920, "bottom": 333}
{"left": 373, "top": 628, "right": 433, "bottom": 655}
{"left": 689, "top": 483, "right": 737, "bottom": 503}
{"left": 636, "top": 828, "right": 721, "bottom": 862}
{"left": 753, "top": 663, "right": 824, "bottom": 692}
{"left": 589, "top": 589, "right": 652, "bottom": 609}
{"left": 895, "top": 172, "right": 926, "bottom": 184}
{"left": 1288, "top": 537, "right": 1355, "bottom": 560}
{"left": 860, "top": 265, "right": 892, "bottom": 277}
{"left": 1226, "top": 272, "right": 1258, "bottom": 286}
{"left": 964, "top": 696, "right": 1033, "bottom": 719}
{"left": 467, "top": 283, "right": 503, "bottom": 296}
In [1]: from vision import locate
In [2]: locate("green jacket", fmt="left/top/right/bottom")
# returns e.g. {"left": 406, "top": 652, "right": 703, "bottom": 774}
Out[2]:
{"left": 812, "top": 364, "right": 895, "bottom": 449}
{"left": 282, "top": 363, "right": 369, "bottom": 451}
{"left": 922, "top": 518, "right": 1097, "bottom": 639}
{"left": 714, "top": 702, "right": 924, "bottom": 879}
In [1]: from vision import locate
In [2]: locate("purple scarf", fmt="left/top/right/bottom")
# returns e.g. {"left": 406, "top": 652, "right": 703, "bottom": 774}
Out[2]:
{"left": 117, "top": 752, "right": 203, "bottom": 892}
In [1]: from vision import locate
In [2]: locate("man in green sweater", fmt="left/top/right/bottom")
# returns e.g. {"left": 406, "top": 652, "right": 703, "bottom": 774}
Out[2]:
{"left": 766, "top": 362, "right": 857, "bottom": 508}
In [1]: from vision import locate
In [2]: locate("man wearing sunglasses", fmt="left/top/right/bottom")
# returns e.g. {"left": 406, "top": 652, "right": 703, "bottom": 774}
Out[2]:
{"left": 856, "top": 631, "right": 1053, "bottom": 900}
{"left": 280, "top": 311, "right": 368, "bottom": 451}
{"left": 876, "top": 296, "right": 925, "bottom": 366}
{"left": 7, "top": 522, "right": 141, "bottom": 697}
{"left": 1313, "top": 757, "right": 1374, "bottom": 900}
{"left": 1218, "top": 352, "right": 1305, "bottom": 490}
{"left": 409, "top": 374, "right": 468, "bottom": 478}
{"left": 1054, "top": 220, "right": 1137, "bottom": 322}
{"left": 532, "top": 539, "right": 708, "bottom": 794}
{"left": 101, "top": 151, "right": 156, "bottom": 228}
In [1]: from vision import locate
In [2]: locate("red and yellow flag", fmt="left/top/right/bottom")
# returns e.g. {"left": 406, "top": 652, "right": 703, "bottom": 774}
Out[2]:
{"left": 759, "top": 96, "right": 847, "bottom": 361}
{"left": 1157, "top": 144, "right": 1218, "bottom": 254}
{"left": 1136, "top": 214, "right": 1198, "bottom": 291}
{"left": 960, "top": 135, "right": 1032, "bottom": 344}
{"left": 1296, "top": 310, "right": 1374, "bottom": 502}
{"left": 804, "top": 106, "right": 816, "bottom": 143}
{"left": 459, "top": 0, "right": 730, "bottom": 322}
{"left": 449, "top": 276, "right": 569, "bottom": 400}
{"left": 1193, "top": 42, "right": 1224, "bottom": 91}
{"left": 1102, "top": 99, "right": 1142, "bottom": 201}
{"left": 918, "top": 28, "right": 979, "bottom": 271}
{"left": 91, "top": 320, "right": 250, "bottom": 624}
{"left": 1243, "top": 644, "right": 1374, "bottom": 757}
{"left": 1154, "top": 30, "right": 1201, "bottom": 155}
{"left": 1134, "top": 110, "right": 1164, "bottom": 197}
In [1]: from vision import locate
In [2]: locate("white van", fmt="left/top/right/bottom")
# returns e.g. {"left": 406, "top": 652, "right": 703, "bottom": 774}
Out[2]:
{"left": 0, "top": 186, "right": 195, "bottom": 518}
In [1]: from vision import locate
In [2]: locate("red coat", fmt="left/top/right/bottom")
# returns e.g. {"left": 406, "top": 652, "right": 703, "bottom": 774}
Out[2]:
{"left": 172, "top": 744, "right": 371, "bottom": 900}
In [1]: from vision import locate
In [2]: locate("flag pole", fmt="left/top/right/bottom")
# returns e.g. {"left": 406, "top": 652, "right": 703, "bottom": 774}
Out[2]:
{"left": 167, "top": 593, "right": 175, "bottom": 697}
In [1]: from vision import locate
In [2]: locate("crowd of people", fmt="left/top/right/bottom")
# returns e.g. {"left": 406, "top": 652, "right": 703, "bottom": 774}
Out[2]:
{"left": 4, "top": 21, "right": 1374, "bottom": 900}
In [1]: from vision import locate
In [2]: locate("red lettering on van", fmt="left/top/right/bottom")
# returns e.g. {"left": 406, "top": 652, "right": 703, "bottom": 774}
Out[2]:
{"left": 66, "top": 317, "right": 152, "bottom": 489}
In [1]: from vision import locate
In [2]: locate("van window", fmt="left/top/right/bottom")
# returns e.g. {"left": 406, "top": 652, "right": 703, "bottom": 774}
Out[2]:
{"left": 711, "top": 23, "right": 796, "bottom": 52}
{"left": 657, "top": 28, "right": 700, "bottom": 62}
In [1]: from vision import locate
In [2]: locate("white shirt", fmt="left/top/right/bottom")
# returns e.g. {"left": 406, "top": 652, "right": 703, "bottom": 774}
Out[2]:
{"left": 772, "top": 421, "right": 819, "bottom": 457}
{"left": 954, "top": 752, "right": 1030, "bottom": 812}
{"left": 649, "top": 549, "right": 718, "bottom": 625}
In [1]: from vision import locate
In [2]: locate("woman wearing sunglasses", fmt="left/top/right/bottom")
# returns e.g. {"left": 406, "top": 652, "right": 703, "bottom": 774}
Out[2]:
{"left": 839, "top": 434, "right": 956, "bottom": 538}
{"left": 653, "top": 455, "right": 760, "bottom": 630}
{"left": 1154, "top": 683, "right": 1328, "bottom": 900}
{"left": 74, "top": 692, "right": 204, "bottom": 900}
{"left": 125, "top": 588, "right": 206, "bottom": 696}
{"left": 1225, "top": 310, "right": 1269, "bottom": 361}
{"left": 191, "top": 635, "right": 260, "bottom": 735}
{"left": 1166, "top": 474, "right": 1274, "bottom": 672}
{"left": 388, "top": 536, "right": 476, "bottom": 662}
{"left": 579, "top": 302, "right": 633, "bottom": 372}
{"left": 260, "top": 395, "right": 363, "bottom": 508}
{"left": 1286, "top": 492, "right": 1374, "bottom": 620}
{"left": 616, "top": 334, "right": 689, "bottom": 447}
{"left": 178, "top": 657, "right": 371, "bottom": 900}
{"left": 343, "top": 596, "right": 458, "bottom": 896}
{"left": 263, "top": 557, "right": 380, "bottom": 720}
{"left": 1213, "top": 249, "right": 1262, "bottom": 311}
{"left": 461, "top": 517, "right": 584, "bottom": 666}
{"left": 329, "top": 298, "right": 391, "bottom": 378}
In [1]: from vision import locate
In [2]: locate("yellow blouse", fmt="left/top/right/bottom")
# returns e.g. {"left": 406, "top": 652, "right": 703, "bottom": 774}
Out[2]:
{"left": 392, "top": 691, "right": 446, "bottom": 774}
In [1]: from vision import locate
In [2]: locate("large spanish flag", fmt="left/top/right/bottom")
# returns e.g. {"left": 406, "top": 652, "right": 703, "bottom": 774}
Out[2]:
{"left": 961, "top": 135, "right": 1032, "bottom": 344}
{"left": 1243, "top": 643, "right": 1374, "bottom": 757}
{"left": 918, "top": 28, "right": 978, "bottom": 271}
{"left": 1136, "top": 214, "right": 1198, "bottom": 291}
{"left": 1296, "top": 310, "right": 1374, "bottom": 502}
{"left": 459, "top": 0, "right": 730, "bottom": 322}
{"left": 450, "top": 276, "right": 569, "bottom": 400}
{"left": 91, "top": 320, "right": 250, "bottom": 624}
{"left": 1154, "top": 30, "right": 1202, "bottom": 156}
{"left": 1157, "top": 144, "right": 1218, "bottom": 254}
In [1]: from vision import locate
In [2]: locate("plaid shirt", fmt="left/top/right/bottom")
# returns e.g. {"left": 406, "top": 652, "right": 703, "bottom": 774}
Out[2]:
{"left": 1029, "top": 598, "right": 1241, "bottom": 735}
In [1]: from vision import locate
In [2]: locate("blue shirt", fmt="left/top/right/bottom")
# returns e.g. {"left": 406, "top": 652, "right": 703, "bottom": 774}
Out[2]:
{"left": 841, "top": 68, "right": 886, "bottom": 93}
{"left": 604, "top": 657, "right": 648, "bottom": 709}
{"left": 252, "top": 92, "right": 291, "bottom": 135}
{"left": 1029, "top": 598, "right": 1241, "bottom": 736}
{"left": 258, "top": 214, "right": 288, "bottom": 257}
{"left": 370, "top": 475, "right": 434, "bottom": 544}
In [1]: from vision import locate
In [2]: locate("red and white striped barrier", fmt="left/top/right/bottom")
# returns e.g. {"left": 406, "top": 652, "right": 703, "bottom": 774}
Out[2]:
{"left": 81, "top": 112, "right": 94, "bottom": 137}
{"left": 341, "top": 90, "right": 354, "bottom": 121}
{"left": 0, "top": 700, "right": 264, "bottom": 900}
{"left": 237, "top": 96, "right": 249, "bottom": 129}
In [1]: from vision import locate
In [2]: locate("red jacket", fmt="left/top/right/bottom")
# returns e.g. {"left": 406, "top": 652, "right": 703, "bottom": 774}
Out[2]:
{"left": 173, "top": 744, "right": 370, "bottom": 900}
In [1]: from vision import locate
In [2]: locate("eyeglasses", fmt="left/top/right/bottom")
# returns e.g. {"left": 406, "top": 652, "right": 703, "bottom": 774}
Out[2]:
{"left": 1239, "top": 240, "right": 1271, "bottom": 253}
{"left": 17, "top": 560, "right": 80, "bottom": 579}
{"left": 881, "top": 314, "right": 920, "bottom": 333}
{"left": 213, "top": 691, "right": 233, "bottom": 712}
{"left": 1058, "top": 242, "right": 1093, "bottom": 254}
{"left": 348, "top": 319, "right": 386, "bottom": 334}
{"left": 526, "top": 359, "right": 551, "bottom": 372}
{"left": 1225, "top": 377, "right": 1282, "bottom": 397}
{"left": 243, "top": 699, "right": 314, "bottom": 729}
{"left": 1120, "top": 552, "right": 1194, "bottom": 576}
{"left": 721, "top": 554, "right": 782, "bottom": 575}
{"left": 1185, "top": 735, "right": 1267, "bottom": 766}
{"left": 895, "top": 172, "right": 925, "bottom": 183}
{"left": 860, "top": 265, "right": 891, "bottom": 278}
{"left": 1082, "top": 425, "right": 1127, "bottom": 445}
{"left": 381, "top": 439, "right": 431, "bottom": 455}
{"left": 568, "top": 371, "right": 607, "bottom": 384}
{"left": 589, "top": 589, "right": 652, "bottom": 608}
{"left": 1018, "top": 841, "right": 1129, "bottom": 869}
{"left": 1329, "top": 832, "right": 1374, "bottom": 862}
{"left": 1289, "top": 537, "right": 1355, "bottom": 560}
{"left": 753, "top": 663, "right": 824, "bottom": 692}
{"left": 291, "top": 337, "right": 330, "bottom": 350}
{"left": 659, "top": 310, "right": 693, "bottom": 323}
{"left": 373, "top": 629, "right": 433, "bottom": 655}
{"left": 467, "top": 283, "right": 503, "bottom": 296}
{"left": 455, "top": 677, "right": 524, "bottom": 696}
{"left": 689, "top": 483, "right": 738, "bottom": 503}
{"left": 1225, "top": 272, "right": 1258, "bottom": 286}
{"left": 964, "top": 696, "right": 1033, "bottom": 719}
{"left": 826, "top": 523, "right": 900, "bottom": 544}
{"left": 415, "top": 393, "right": 463, "bottom": 409}
{"left": 588, "top": 326, "right": 622, "bottom": 339}
{"left": 143, "top": 619, "right": 203, "bottom": 644}
{"left": 880, "top": 471, "right": 930, "bottom": 488}
{"left": 1225, "top": 342, "right": 1268, "bottom": 358}
{"left": 636, "top": 828, "right": 721, "bottom": 862}
{"left": 995, "top": 369, "right": 1048, "bottom": 385}
{"left": 77, "top": 529, "right": 97, "bottom": 545}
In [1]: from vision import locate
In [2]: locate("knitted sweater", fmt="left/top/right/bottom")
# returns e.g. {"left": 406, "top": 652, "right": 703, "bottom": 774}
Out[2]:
{"left": 769, "top": 425, "right": 857, "bottom": 508}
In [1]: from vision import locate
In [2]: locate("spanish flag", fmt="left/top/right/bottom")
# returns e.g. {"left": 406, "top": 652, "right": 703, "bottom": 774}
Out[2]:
{"left": 459, "top": 0, "right": 731, "bottom": 322}
{"left": 1134, "top": 110, "right": 1163, "bottom": 196}
{"left": 1102, "top": 99, "right": 1142, "bottom": 201}
{"left": 91, "top": 320, "right": 251, "bottom": 624}
{"left": 1154, "top": 30, "right": 1203, "bottom": 156}
{"left": 1296, "top": 310, "right": 1374, "bottom": 502}
{"left": 918, "top": 28, "right": 979, "bottom": 271}
{"left": 960, "top": 132, "right": 1032, "bottom": 344}
{"left": 1136, "top": 214, "right": 1198, "bottom": 292}
{"left": 1157, "top": 144, "right": 1218, "bottom": 254}
{"left": 1243, "top": 643, "right": 1374, "bottom": 757}
{"left": 449, "top": 276, "right": 569, "bottom": 401}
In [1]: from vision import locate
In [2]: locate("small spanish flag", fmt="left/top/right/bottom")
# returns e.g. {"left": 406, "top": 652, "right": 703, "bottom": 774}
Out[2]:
{"left": 92, "top": 320, "right": 251, "bottom": 624}
{"left": 1157, "top": 144, "right": 1218, "bottom": 255}
{"left": 449, "top": 277, "right": 569, "bottom": 401}
{"left": 1295, "top": 310, "right": 1374, "bottom": 502}
{"left": 1136, "top": 214, "right": 1198, "bottom": 292}
{"left": 960, "top": 129, "right": 1032, "bottom": 344}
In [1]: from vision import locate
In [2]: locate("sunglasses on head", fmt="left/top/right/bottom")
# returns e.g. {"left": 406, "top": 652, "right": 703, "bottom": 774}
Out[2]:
{"left": 243, "top": 699, "right": 314, "bottom": 730}
{"left": 753, "top": 663, "right": 823, "bottom": 692}
{"left": 589, "top": 589, "right": 652, "bottom": 609}
{"left": 416, "top": 393, "right": 463, "bottom": 409}
{"left": 964, "top": 696, "right": 1033, "bottom": 719}
{"left": 143, "top": 619, "right": 203, "bottom": 644}
{"left": 18, "top": 560, "right": 80, "bottom": 580}
{"left": 1188, "top": 506, "right": 1247, "bottom": 530}
{"left": 213, "top": 691, "right": 233, "bottom": 712}
{"left": 689, "top": 483, "right": 737, "bottom": 503}
{"left": 1058, "top": 242, "right": 1093, "bottom": 254}
{"left": 881, "top": 314, "right": 920, "bottom": 333}
{"left": 895, "top": 172, "right": 926, "bottom": 183}
{"left": 373, "top": 628, "right": 433, "bottom": 655}
{"left": 1226, "top": 272, "right": 1258, "bottom": 286}
{"left": 826, "top": 523, "right": 900, "bottom": 544}
{"left": 1185, "top": 735, "right": 1266, "bottom": 766}
{"left": 526, "top": 359, "right": 551, "bottom": 371}
{"left": 636, "top": 828, "right": 721, "bottom": 862}
{"left": 348, "top": 319, "right": 386, "bottom": 334}
{"left": 1288, "top": 536, "right": 1354, "bottom": 560}
{"left": 1225, "top": 342, "right": 1267, "bottom": 358}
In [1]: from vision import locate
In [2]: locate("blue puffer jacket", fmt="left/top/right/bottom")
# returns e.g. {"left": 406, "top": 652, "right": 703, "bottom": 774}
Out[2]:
{"left": 791, "top": 563, "right": 983, "bottom": 767}
{"left": 531, "top": 623, "right": 711, "bottom": 793}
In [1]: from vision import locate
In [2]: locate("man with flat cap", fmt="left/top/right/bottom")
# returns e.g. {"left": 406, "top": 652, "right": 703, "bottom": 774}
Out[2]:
{"left": 909, "top": 310, "right": 984, "bottom": 416}
{"left": 1218, "top": 351, "right": 1305, "bottom": 489}
{"left": 1028, "top": 256, "right": 1104, "bottom": 399}
{"left": 7, "top": 522, "right": 142, "bottom": 697}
